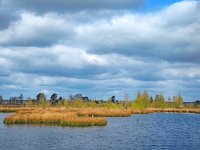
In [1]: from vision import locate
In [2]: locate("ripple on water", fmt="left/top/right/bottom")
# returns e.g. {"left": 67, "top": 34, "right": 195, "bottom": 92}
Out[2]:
{"left": 0, "top": 113, "right": 200, "bottom": 150}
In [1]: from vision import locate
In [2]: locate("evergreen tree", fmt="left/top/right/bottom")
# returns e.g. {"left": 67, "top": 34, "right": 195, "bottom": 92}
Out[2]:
{"left": 50, "top": 93, "right": 58, "bottom": 105}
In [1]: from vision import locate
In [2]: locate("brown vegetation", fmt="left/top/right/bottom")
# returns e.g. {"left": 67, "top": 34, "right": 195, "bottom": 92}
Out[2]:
{"left": 77, "top": 108, "right": 132, "bottom": 117}
{"left": 3, "top": 109, "right": 107, "bottom": 127}
{"left": 130, "top": 108, "right": 200, "bottom": 114}
{"left": 2, "top": 107, "right": 200, "bottom": 127}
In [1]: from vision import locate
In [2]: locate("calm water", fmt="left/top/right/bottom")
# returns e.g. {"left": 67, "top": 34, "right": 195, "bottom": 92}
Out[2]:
{"left": 0, "top": 113, "right": 200, "bottom": 150}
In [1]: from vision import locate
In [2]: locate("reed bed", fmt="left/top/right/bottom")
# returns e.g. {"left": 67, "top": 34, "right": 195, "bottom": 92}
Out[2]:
{"left": 132, "top": 108, "right": 200, "bottom": 114}
{"left": 0, "top": 107, "right": 33, "bottom": 113}
{"left": 3, "top": 112, "right": 107, "bottom": 127}
{"left": 2, "top": 107, "right": 200, "bottom": 127}
{"left": 77, "top": 108, "right": 132, "bottom": 117}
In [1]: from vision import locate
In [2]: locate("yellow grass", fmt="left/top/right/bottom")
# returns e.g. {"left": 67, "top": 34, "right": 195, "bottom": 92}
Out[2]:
{"left": 2, "top": 107, "right": 200, "bottom": 127}
{"left": 77, "top": 108, "right": 132, "bottom": 117}
{"left": 4, "top": 111, "right": 107, "bottom": 127}
{"left": 130, "top": 108, "right": 200, "bottom": 114}
{"left": 0, "top": 107, "right": 33, "bottom": 113}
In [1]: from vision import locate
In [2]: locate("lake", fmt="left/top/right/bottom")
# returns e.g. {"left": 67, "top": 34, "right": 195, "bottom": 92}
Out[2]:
{"left": 0, "top": 113, "right": 199, "bottom": 150}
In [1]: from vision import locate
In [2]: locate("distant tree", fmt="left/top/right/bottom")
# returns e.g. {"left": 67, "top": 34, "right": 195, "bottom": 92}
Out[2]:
{"left": 36, "top": 93, "right": 47, "bottom": 108}
{"left": 58, "top": 96, "right": 64, "bottom": 102}
{"left": 74, "top": 93, "right": 83, "bottom": 100}
{"left": 153, "top": 94, "right": 166, "bottom": 108}
{"left": 50, "top": 93, "right": 58, "bottom": 105}
{"left": 173, "top": 95, "right": 176, "bottom": 106}
{"left": 135, "top": 91, "right": 142, "bottom": 103}
{"left": 56, "top": 96, "right": 64, "bottom": 107}
{"left": 167, "top": 96, "right": 172, "bottom": 108}
{"left": 143, "top": 90, "right": 150, "bottom": 107}
{"left": 194, "top": 100, "right": 200, "bottom": 108}
{"left": 150, "top": 96, "right": 154, "bottom": 103}
{"left": 109, "top": 95, "right": 116, "bottom": 103}
{"left": 135, "top": 90, "right": 150, "bottom": 108}
{"left": 9, "top": 97, "right": 18, "bottom": 105}
{"left": 69, "top": 93, "right": 83, "bottom": 100}
{"left": 0, "top": 95, "right": 3, "bottom": 104}
{"left": 174, "top": 94, "right": 183, "bottom": 108}
{"left": 36, "top": 93, "right": 46, "bottom": 101}
{"left": 19, "top": 94, "right": 23, "bottom": 101}
{"left": 69, "top": 94, "right": 74, "bottom": 100}
{"left": 123, "top": 93, "right": 129, "bottom": 109}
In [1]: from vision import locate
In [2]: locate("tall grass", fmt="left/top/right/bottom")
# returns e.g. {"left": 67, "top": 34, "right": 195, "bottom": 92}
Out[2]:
{"left": 3, "top": 110, "right": 107, "bottom": 127}
{"left": 77, "top": 108, "right": 132, "bottom": 117}
{"left": 130, "top": 108, "right": 200, "bottom": 114}
{"left": 0, "top": 107, "right": 33, "bottom": 113}
{"left": 2, "top": 107, "right": 200, "bottom": 128}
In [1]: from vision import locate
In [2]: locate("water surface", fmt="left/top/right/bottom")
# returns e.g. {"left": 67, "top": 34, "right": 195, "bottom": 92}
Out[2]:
{"left": 0, "top": 113, "right": 199, "bottom": 150}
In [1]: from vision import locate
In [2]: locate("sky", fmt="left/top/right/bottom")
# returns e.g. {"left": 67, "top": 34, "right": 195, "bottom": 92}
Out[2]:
{"left": 0, "top": 0, "right": 200, "bottom": 101}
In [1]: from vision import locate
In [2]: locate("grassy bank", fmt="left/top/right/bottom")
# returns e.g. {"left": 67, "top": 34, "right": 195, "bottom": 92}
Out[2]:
{"left": 2, "top": 108, "right": 132, "bottom": 127}
{"left": 0, "top": 107, "right": 33, "bottom": 113}
{"left": 77, "top": 108, "right": 132, "bottom": 117}
{"left": 3, "top": 111, "right": 107, "bottom": 127}
{"left": 2, "top": 107, "right": 200, "bottom": 127}
{"left": 131, "top": 108, "right": 200, "bottom": 114}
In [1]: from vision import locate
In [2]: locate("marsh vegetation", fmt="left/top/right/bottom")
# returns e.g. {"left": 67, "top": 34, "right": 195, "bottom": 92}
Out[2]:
{"left": 1, "top": 90, "right": 200, "bottom": 127}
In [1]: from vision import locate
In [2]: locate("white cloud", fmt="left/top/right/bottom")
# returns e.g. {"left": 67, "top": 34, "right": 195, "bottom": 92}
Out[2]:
{"left": 0, "top": 1, "right": 200, "bottom": 100}
{"left": 0, "top": 12, "right": 74, "bottom": 46}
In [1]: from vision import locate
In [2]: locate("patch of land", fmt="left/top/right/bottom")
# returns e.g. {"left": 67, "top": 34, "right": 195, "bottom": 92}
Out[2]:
{"left": 1, "top": 107, "right": 200, "bottom": 127}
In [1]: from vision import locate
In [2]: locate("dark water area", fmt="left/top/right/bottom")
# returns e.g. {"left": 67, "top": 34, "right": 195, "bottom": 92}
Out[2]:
{"left": 0, "top": 113, "right": 200, "bottom": 150}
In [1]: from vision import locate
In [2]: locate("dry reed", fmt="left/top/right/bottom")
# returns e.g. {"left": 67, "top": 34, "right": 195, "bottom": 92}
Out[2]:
{"left": 3, "top": 111, "right": 107, "bottom": 127}
{"left": 77, "top": 108, "right": 132, "bottom": 117}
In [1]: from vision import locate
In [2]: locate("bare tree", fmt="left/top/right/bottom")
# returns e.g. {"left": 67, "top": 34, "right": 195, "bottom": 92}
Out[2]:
{"left": 124, "top": 92, "right": 129, "bottom": 110}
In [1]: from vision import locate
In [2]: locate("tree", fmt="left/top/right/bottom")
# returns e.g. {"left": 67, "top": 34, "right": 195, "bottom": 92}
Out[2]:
{"left": 153, "top": 94, "right": 166, "bottom": 108}
{"left": 167, "top": 96, "right": 172, "bottom": 108}
{"left": 143, "top": 90, "right": 150, "bottom": 107}
{"left": 19, "top": 94, "right": 23, "bottom": 101}
{"left": 36, "top": 93, "right": 47, "bottom": 108}
{"left": 174, "top": 94, "right": 183, "bottom": 108}
{"left": 0, "top": 95, "right": 3, "bottom": 104}
{"left": 135, "top": 91, "right": 142, "bottom": 103}
{"left": 50, "top": 93, "right": 58, "bottom": 105}
{"left": 9, "top": 97, "right": 17, "bottom": 105}
{"left": 74, "top": 93, "right": 83, "bottom": 100}
{"left": 123, "top": 93, "right": 129, "bottom": 109}
{"left": 135, "top": 90, "right": 150, "bottom": 108}
{"left": 0, "top": 95, "right": 3, "bottom": 101}
{"left": 150, "top": 96, "right": 154, "bottom": 103}
{"left": 194, "top": 100, "right": 200, "bottom": 108}
{"left": 110, "top": 96, "right": 116, "bottom": 103}
{"left": 56, "top": 96, "right": 64, "bottom": 107}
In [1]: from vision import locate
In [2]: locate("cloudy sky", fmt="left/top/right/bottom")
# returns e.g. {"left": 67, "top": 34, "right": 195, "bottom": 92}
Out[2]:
{"left": 0, "top": 0, "right": 200, "bottom": 101}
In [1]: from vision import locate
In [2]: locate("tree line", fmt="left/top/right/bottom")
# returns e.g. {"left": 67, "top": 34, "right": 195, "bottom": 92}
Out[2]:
{"left": 132, "top": 90, "right": 184, "bottom": 109}
{"left": 0, "top": 90, "right": 200, "bottom": 108}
